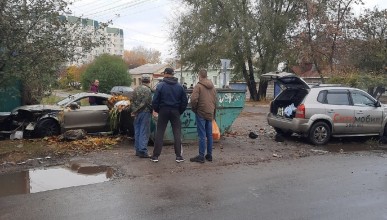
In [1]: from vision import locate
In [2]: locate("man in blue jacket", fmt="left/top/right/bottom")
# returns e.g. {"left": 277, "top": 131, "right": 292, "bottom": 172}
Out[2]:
{"left": 150, "top": 68, "right": 188, "bottom": 163}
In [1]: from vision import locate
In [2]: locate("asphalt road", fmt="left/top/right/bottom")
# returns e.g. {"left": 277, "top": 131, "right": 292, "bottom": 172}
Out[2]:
{"left": 1, "top": 153, "right": 386, "bottom": 220}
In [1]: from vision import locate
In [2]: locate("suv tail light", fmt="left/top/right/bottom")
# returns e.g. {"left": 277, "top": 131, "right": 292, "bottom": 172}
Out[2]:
{"left": 295, "top": 104, "right": 305, "bottom": 118}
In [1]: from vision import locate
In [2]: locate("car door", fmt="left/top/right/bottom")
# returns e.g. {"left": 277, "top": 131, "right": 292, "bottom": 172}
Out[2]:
{"left": 324, "top": 89, "right": 355, "bottom": 134}
{"left": 63, "top": 104, "right": 110, "bottom": 133}
{"left": 350, "top": 90, "right": 383, "bottom": 134}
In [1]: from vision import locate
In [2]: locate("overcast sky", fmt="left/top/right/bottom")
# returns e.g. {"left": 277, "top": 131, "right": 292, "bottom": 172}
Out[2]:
{"left": 68, "top": 0, "right": 182, "bottom": 62}
{"left": 67, "top": 0, "right": 387, "bottom": 62}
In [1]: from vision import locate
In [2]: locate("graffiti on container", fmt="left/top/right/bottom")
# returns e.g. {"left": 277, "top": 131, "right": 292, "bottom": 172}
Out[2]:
{"left": 186, "top": 93, "right": 192, "bottom": 104}
{"left": 218, "top": 93, "right": 242, "bottom": 104}
{"left": 182, "top": 111, "right": 195, "bottom": 127}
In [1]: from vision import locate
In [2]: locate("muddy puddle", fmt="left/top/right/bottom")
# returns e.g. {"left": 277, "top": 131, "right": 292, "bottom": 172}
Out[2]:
{"left": 325, "top": 144, "right": 373, "bottom": 152}
{"left": 325, "top": 136, "right": 386, "bottom": 152}
{"left": 0, "top": 165, "right": 113, "bottom": 197}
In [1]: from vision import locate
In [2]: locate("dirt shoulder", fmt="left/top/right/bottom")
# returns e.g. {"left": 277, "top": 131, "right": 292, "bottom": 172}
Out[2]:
{"left": 1, "top": 105, "right": 385, "bottom": 177}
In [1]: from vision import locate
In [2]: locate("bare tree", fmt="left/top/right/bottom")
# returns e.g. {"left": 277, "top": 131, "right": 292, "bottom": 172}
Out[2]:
{"left": 123, "top": 46, "right": 161, "bottom": 69}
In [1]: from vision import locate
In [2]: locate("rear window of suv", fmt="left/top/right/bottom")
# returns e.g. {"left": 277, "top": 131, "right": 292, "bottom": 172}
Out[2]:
{"left": 318, "top": 89, "right": 350, "bottom": 105}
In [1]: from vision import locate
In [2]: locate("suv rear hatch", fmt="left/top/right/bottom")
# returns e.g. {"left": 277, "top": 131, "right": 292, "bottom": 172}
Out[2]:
{"left": 262, "top": 72, "right": 310, "bottom": 118}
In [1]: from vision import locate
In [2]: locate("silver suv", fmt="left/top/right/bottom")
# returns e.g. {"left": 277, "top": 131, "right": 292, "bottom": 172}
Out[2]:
{"left": 263, "top": 72, "right": 387, "bottom": 145}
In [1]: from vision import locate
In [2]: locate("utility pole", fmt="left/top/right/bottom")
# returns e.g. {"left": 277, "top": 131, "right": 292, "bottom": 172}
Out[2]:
{"left": 220, "top": 59, "right": 231, "bottom": 88}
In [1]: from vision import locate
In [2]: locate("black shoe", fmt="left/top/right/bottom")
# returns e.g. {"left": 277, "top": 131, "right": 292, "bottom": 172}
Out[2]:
{"left": 138, "top": 153, "right": 150, "bottom": 158}
{"left": 150, "top": 156, "right": 158, "bottom": 162}
{"left": 190, "top": 155, "right": 205, "bottom": 163}
{"left": 135, "top": 152, "right": 140, "bottom": 156}
{"left": 205, "top": 154, "right": 213, "bottom": 162}
{"left": 176, "top": 156, "right": 185, "bottom": 163}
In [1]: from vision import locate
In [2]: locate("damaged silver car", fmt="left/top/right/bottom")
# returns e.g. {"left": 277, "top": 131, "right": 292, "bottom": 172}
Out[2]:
{"left": 0, "top": 92, "right": 133, "bottom": 139}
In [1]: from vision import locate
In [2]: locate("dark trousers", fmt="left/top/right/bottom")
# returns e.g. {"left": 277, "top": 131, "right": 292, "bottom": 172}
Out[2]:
{"left": 153, "top": 107, "right": 182, "bottom": 157}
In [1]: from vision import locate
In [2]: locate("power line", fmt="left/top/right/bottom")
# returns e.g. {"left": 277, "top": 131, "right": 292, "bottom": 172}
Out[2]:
{"left": 72, "top": 0, "right": 126, "bottom": 13}
{"left": 83, "top": 0, "right": 153, "bottom": 17}
{"left": 67, "top": 0, "right": 174, "bottom": 46}
{"left": 114, "top": 23, "right": 167, "bottom": 39}
{"left": 125, "top": 36, "right": 168, "bottom": 45}
{"left": 70, "top": 0, "right": 110, "bottom": 10}
{"left": 92, "top": 0, "right": 155, "bottom": 20}
{"left": 92, "top": 1, "right": 171, "bottom": 39}
{"left": 110, "top": 1, "right": 171, "bottom": 20}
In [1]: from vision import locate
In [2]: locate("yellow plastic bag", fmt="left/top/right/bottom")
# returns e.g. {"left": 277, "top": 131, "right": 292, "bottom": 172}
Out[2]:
{"left": 212, "top": 119, "right": 220, "bottom": 141}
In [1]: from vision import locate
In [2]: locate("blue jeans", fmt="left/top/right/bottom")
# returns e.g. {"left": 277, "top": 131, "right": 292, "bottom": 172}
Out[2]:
{"left": 134, "top": 112, "right": 151, "bottom": 154}
{"left": 196, "top": 114, "right": 213, "bottom": 157}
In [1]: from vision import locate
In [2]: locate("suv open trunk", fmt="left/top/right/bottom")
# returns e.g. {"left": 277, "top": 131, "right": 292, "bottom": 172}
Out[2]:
{"left": 262, "top": 72, "right": 310, "bottom": 119}
{"left": 270, "top": 88, "right": 309, "bottom": 118}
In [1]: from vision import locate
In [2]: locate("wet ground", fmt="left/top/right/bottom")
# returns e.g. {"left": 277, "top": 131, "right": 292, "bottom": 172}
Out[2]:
{"left": 0, "top": 104, "right": 386, "bottom": 219}
{"left": 0, "top": 162, "right": 113, "bottom": 197}
{"left": 1, "top": 153, "right": 386, "bottom": 220}
{"left": 0, "top": 104, "right": 386, "bottom": 196}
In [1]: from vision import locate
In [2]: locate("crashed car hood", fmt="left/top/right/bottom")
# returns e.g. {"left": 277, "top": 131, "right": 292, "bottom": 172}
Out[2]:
{"left": 12, "top": 104, "right": 63, "bottom": 113}
{"left": 0, "top": 112, "right": 11, "bottom": 123}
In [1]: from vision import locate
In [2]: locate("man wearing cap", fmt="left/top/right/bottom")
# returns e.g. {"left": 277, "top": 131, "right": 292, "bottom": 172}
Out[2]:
{"left": 150, "top": 67, "right": 188, "bottom": 163}
{"left": 131, "top": 74, "right": 152, "bottom": 158}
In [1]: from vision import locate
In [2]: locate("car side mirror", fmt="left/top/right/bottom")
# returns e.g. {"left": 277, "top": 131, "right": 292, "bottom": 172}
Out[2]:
{"left": 69, "top": 102, "right": 80, "bottom": 110}
{"left": 375, "top": 101, "right": 382, "bottom": 107}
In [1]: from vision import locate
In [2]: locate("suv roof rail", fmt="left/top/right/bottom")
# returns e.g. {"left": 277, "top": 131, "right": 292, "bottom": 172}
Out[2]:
{"left": 309, "top": 83, "right": 343, "bottom": 88}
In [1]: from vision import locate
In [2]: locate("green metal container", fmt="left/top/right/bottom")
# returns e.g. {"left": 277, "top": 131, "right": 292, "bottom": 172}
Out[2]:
{"left": 151, "top": 89, "right": 246, "bottom": 143}
{"left": 0, "top": 81, "right": 22, "bottom": 112}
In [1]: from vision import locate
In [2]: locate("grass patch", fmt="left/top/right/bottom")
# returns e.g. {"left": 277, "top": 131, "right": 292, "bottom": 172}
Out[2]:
{"left": 41, "top": 95, "right": 63, "bottom": 105}
{"left": 61, "top": 88, "right": 83, "bottom": 94}
{"left": 41, "top": 89, "right": 83, "bottom": 105}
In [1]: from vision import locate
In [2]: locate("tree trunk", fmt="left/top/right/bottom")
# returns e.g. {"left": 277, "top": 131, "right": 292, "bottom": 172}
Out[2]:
{"left": 368, "top": 86, "right": 385, "bottom": 99}
{"left": 242, "top": 63, "right": 258, "bottom": 101}
{"left": 257, "top": 79, "right": 268, "bottom": 101}
{"left": 247, "top": 57, "right": 258, "bottom": 101}
{"left": 22, "top": 82, "right": 39, "bottom": 105}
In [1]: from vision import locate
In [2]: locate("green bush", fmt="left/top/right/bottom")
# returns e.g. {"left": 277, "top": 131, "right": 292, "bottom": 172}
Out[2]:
{"left": 81, "top": 54, "right": 131, "bottom": 93}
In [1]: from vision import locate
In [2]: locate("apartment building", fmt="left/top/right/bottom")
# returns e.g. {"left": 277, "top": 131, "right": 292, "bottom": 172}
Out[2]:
{"left": 66, "top": 16, "right": 124, "bottom": 66}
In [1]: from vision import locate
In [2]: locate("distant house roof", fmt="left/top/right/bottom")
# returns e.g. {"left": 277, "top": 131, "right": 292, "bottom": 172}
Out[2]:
{"left": 129, "top": 64, "right": 169, "bottom": 75}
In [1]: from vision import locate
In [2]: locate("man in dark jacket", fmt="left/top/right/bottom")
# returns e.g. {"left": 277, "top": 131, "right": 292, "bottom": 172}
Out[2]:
{"left": 150, "top": 68, "right": 188, "bottom": 163}
{"left": 190, "top": 69, "right": 217, "bottom": 163}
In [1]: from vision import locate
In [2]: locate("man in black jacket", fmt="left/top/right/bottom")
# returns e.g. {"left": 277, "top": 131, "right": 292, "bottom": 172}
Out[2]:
{"left": 150, "top": 68, "right": 188, "bottom": 163}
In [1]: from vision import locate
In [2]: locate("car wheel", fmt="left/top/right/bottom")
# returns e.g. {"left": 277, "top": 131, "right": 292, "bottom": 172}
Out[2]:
{"left": 35, "top": 119, "right": 60, "bottom": 138}
{"left": 274, "top": 127, "right": 293, "bottom": 137}
{"left": 308, "top": 121, "right": 331, "bottom": 145}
